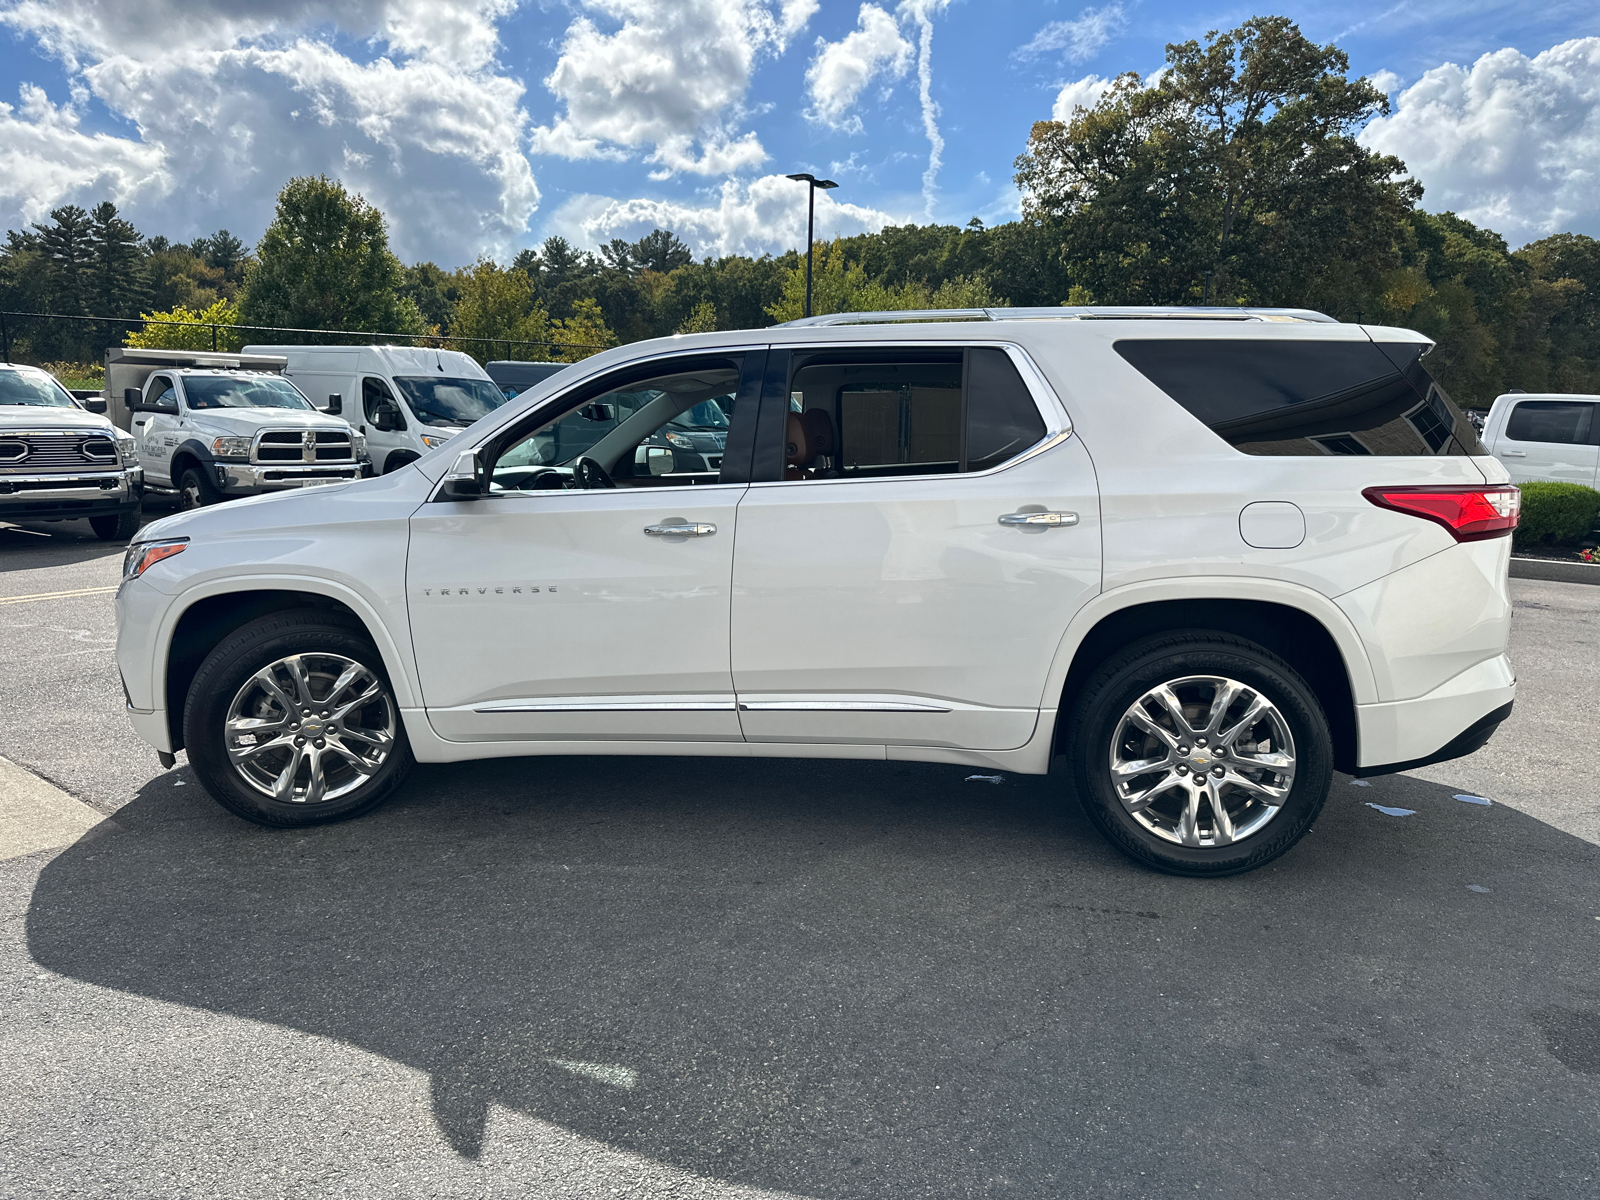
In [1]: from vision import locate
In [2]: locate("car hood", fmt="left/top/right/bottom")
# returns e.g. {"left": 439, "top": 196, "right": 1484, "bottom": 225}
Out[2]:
{"left": 184, "top": 409, "right": 352, "bottom": 433}
{"left": 0, "top": 404, "right": 116, "bottom": 432}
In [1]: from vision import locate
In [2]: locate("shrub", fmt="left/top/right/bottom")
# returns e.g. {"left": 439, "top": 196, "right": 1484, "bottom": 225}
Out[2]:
{"left": 1514, "top": 481, "right": 1600, "bottom": 546}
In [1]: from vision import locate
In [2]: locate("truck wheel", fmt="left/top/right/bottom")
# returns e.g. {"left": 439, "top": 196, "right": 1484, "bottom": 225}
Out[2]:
{"left": 1064, "top": 631, "right": 1332, "bottom": 877}
{"left": 178, "top": 465, "right": 221, "bottom": 510}
{"left": 183, "top": 609, "right": 414, "bottom": 827}
{"left": 90, "top": 510, "right": 140, "bottom": 540}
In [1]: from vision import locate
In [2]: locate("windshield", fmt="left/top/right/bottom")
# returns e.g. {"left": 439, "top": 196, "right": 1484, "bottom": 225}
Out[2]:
{"left": 670, "top": 399, "right": 731, "bottom": 430}
{"left": 184, "top": 375, "right": 313, "bottom": 411}
{"left": 392, "top": 376, "right": 505, "bottom": 428}
{"left": 0, "top": 370, "right": 77, "bottom": 408}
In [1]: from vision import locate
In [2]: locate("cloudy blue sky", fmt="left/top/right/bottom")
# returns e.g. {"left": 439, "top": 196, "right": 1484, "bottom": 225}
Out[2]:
{"left": 1, "top": 1, "right": 1596, "bottom": 267}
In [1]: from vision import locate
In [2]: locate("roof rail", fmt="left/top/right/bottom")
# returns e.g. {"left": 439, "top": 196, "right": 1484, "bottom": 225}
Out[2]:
{"left": 775, "top": 306, "right": 1339, "bottom": 328}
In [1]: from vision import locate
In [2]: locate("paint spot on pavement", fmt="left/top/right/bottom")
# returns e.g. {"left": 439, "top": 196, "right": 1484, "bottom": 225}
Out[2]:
{"left": 1365, "top": 803, "right": 1416, "bottom": 817}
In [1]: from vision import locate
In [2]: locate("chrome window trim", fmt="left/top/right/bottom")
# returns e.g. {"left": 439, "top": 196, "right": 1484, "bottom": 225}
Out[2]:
{"left": 748, "top": 339, "right": 1073, "bottom": 489}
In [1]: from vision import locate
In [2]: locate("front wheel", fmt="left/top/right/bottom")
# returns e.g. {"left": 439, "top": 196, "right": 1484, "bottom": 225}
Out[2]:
{"left": 1064, "top": 632, "right": 1333, "bottom": 877}
{"left": 183, "top": 610, "right": 414, "bottom": 827}
{"left": 178, "top": 465, "right": 221, "bottom": 510}
{"left": 90, "top": 509, "right": 140, "bottom": 540}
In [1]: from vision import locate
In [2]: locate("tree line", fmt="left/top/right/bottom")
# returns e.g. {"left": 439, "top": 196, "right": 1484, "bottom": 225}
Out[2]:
{"left": 2, "top": 15, "right": 1596, "bottom": 406}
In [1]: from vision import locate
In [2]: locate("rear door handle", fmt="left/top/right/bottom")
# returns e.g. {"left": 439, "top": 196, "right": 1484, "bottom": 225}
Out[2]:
{"left": 644, "top": 522, "right": 717, "bottom": 537}
{"left": 998, "top": 511, "right": 1078, "bottom": 527}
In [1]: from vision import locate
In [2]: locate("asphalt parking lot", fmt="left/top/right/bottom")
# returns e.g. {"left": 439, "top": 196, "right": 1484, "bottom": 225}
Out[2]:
{"left": 1, "top": 513, "right": 1597, "bottom": 1199}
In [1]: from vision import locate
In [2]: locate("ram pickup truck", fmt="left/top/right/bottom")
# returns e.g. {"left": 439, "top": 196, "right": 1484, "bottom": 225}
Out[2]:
{"left": 122, "top": 364, "right": 367, "bottom": 508}
{"left": 0, "top": 362, "right": 143, "bottom": 539}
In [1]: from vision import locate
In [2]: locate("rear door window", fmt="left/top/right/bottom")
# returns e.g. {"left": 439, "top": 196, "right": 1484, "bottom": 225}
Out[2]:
{"left": 1114, "top": 338, "right": 1485, "bottom": 456}
{"left": 775, "top": 347, "right": 1048, "bottom": 481}
{"left": 1505, "top": 400, "right": 1596, "bottom": 445}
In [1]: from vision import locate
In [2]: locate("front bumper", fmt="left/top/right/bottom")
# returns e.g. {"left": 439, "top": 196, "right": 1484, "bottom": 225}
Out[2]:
{"left": 0, "top": 467, "right": 143, "bottom": 519}
{"left": 215, "top": 461, "right": 362, "bottom": 493}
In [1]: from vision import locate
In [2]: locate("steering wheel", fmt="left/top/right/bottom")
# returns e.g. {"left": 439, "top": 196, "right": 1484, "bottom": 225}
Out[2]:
{"left": 573, "top": 456, "right": 616, "bottom": 490}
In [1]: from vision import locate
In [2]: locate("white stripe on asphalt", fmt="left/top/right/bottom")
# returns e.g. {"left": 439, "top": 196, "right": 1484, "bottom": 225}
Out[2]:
{"left": 0, "top": 585, "right": 118, "bottom": 606}
{"left": 0, "top": 755, "right": 107, "bottom": 861}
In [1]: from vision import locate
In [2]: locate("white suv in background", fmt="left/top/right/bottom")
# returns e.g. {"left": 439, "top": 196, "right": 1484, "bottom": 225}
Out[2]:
{"left": 1480, "top": 391, "right": 1600, "bottom": 487}
{"left": 116, "top": 309, "right": 1518, "bottom": 876}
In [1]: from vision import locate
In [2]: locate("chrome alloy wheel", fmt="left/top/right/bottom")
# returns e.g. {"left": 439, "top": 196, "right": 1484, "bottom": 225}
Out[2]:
{"left": 223, "top": 653, "right": 396, "bottom": 804}
{"left": 1109, "top": 675, "right": 1296, "bottom": 848}
{"left": 179, "top": 479, "right": 204, "bottom": 510}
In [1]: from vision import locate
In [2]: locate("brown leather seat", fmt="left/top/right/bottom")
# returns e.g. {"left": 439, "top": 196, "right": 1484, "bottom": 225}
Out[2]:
{"left": 784, "top": 409, "right": 837, "bottom": 479}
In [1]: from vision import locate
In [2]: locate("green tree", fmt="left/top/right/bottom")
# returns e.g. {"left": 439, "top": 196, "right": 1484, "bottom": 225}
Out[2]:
{"left": 631, "top": 228, "right": 694, "bottom": 274}
{"left": 33, "top": 205, "right": 95, "bottom": 316}
{"left": 88, "top": 201, "right": 147, "bottom": 319}
{"left": 766, "top": 240, "right": 1001, "bottom": 322}
{"left": 1015, "top": 16, "right": 1418, "bottom": 309}
{"left": 446, "top": 259, "right": 551, "bottom": 362}
{"left": 238, "top": 176, "right": 424, "bottom": 337}
{"left": 124, "top": 298, "right": 243, "bottom": 351}
{"left": 548, "top": 298, "right": 617, "bottom": 362}
{"left": 401, "top": 261, "right": 461, "bottom": 332}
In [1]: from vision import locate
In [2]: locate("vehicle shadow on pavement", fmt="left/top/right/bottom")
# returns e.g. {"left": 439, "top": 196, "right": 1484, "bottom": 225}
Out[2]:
{"left": 25, "top": 757, "right": 1600, "bottom": 1198}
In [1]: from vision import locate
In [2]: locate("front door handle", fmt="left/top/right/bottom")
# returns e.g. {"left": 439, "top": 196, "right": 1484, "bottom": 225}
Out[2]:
{"left": 644, "top": 522, "right": 717, "bottom": 537}
{"left": 1500, "top": 449, "right": 1526, "bottom": 457}
{"left": 998, "top": 511, "right": 1078, "bottom": 527}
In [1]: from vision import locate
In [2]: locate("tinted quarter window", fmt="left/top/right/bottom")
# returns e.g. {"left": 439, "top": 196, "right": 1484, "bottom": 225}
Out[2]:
{"left": 1115, "top": 338, "right": 1485, "bottom": 457}
{"left": 1505, "top": 401, "right": 1595, "bottom": 446}
{"left": 966, "top": 347, "right": 1048, "bottom": 472}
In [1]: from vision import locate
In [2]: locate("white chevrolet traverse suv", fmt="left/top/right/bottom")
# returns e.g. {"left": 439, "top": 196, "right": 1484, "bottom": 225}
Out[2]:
{"left": 115, "top": 310, "right": 1519, "bottom": 876}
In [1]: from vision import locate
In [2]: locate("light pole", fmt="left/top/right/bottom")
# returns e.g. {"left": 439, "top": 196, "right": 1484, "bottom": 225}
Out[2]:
{"left": 786, "top": 172, "right": 838, "bottom": 319}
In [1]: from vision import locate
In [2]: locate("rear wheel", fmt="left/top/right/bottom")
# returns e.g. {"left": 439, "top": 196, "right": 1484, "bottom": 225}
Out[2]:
{"left": 183, "top": 610, "right": 413, "bottom": 827}
{"left": 178, "top": 465, "right": 221, "bottom": 510}
{"left": 1065, "top": 632, "right": 1332, "bottom": 876}
{"left": 90, "top": 509, "right": 140, "bottom": 540}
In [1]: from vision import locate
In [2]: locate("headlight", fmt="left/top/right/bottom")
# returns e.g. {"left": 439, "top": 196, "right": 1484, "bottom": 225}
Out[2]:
{"left": 664, "top": 431, "right": 695, "bottom": 449}
{"left": 352, "top": 431, "right": 368, "bottom": 457}
{"left": 210, "top": 436, "right": 253, "bottom": 460}
{"left": 123, "top": 537, "right": 188, "bottom": 579}
{"left": 420, "top": 433, "right": 453, "bottom": 449}
{"left": 112, "top": 431, "right": 138, "bottom": 462}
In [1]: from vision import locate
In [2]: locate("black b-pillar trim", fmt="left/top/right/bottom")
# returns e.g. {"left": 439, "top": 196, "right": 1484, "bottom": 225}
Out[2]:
{"left": 748, "top": 348, "right": 791, "bottom": 484}
{"left": 717, "top": 348, "right": 768, "bottom": 485}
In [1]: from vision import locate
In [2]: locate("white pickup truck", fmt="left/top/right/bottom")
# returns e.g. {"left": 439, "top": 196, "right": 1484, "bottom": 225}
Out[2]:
{"left": 0, "top": 362, "right": 143, "bottom": 539}
{"left": 1479, "top": 391, "right": 1600, "bottom": 487}
{"left": 110, "top": 352, "right": 367, "bottom": 509}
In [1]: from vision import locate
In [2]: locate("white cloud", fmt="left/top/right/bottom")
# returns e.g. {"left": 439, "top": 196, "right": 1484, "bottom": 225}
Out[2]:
{"left": 1360, "top": 38, "right": 1600, "bottom": 242}
{"left": 898, "top": 0, "right": 950, "bottom": 219}
{"left": 0, "top": 1, "right": 540, "bottom": 262}
{"left": 532, "top": 0, "right": 817, "bottom": 177}
{"left": 1017, "top": 4, "right": 1124, "bottom": 65}
{"left": 1365, "top": 69, "right": 1403, "bottom": 97}
{"left": 549, "top": 174, "right": 903, "bottom": 258}
{"left": 1051, "top": 73, "right": 1113, "bottom": 120}
{"left": 805, "top": 4, "right": 913, "bottom": 131}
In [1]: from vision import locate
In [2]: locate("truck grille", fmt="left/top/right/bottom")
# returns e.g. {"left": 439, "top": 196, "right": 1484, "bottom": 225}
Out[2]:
{"left": 0, "top": 431, "right": 121, "bottom": 471}
{"left": 254, "top": 430, "right": 355, "bottom": 464}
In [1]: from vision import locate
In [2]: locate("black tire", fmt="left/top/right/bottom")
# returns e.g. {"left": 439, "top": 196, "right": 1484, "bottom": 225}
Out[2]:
{"left": 177, "top": 465, "right": 221, "bottom": 510}
{"left": 183, "top": 609, "right": 414, "bottom": 827}
{"left": 90, "top": 509, "right": 140, "bottom": 540}
{"left": 1064, "top": 631, "right": 1333, "bottom": 877}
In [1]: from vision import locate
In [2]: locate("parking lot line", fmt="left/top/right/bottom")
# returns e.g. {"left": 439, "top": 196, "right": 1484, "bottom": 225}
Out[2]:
{"left": 0, "top": 755, "right": 106, "bottom": 861}
{"left": 0, "top": 585, "right": 118, "bottom": 606}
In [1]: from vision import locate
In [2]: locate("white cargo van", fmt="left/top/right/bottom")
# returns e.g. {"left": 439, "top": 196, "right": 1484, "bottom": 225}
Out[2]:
{"left": 243, "top": 346, "right": 506, "bottom": 475}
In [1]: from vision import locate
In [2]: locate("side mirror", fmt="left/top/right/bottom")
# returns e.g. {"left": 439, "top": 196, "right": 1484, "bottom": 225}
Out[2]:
{"left": 83, "top": 396, "right": 108, "bottom": 414}
{"left": 372, "top": 402, "right": 403, "bottom": 432}
{"left": 440, "top": 449, "right": 484, "bottom": 500}
{"left": 124, "top": 388, "right": 142, "bottom": 410}
{"left": 645, "top": 445, "right": 674, "bottom": 475}
{"left": 578, "top": 402, "right": 614, "bottom": 423}
{"left": 323, "top": 393, "right": 342, "bottom": 415}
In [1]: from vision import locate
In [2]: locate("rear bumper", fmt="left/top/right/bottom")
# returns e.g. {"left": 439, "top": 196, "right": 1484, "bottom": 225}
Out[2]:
{"left": 1354, "top": 653, "right": 1515, "bottom": 776}
{"left": 0, "top": 468, "right": 143, "bottom": 519}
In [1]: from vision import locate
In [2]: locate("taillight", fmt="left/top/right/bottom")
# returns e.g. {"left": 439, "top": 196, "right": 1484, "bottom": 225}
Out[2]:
{"left": 1362, "top": 485, "right": 1520, "bottom": 542}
